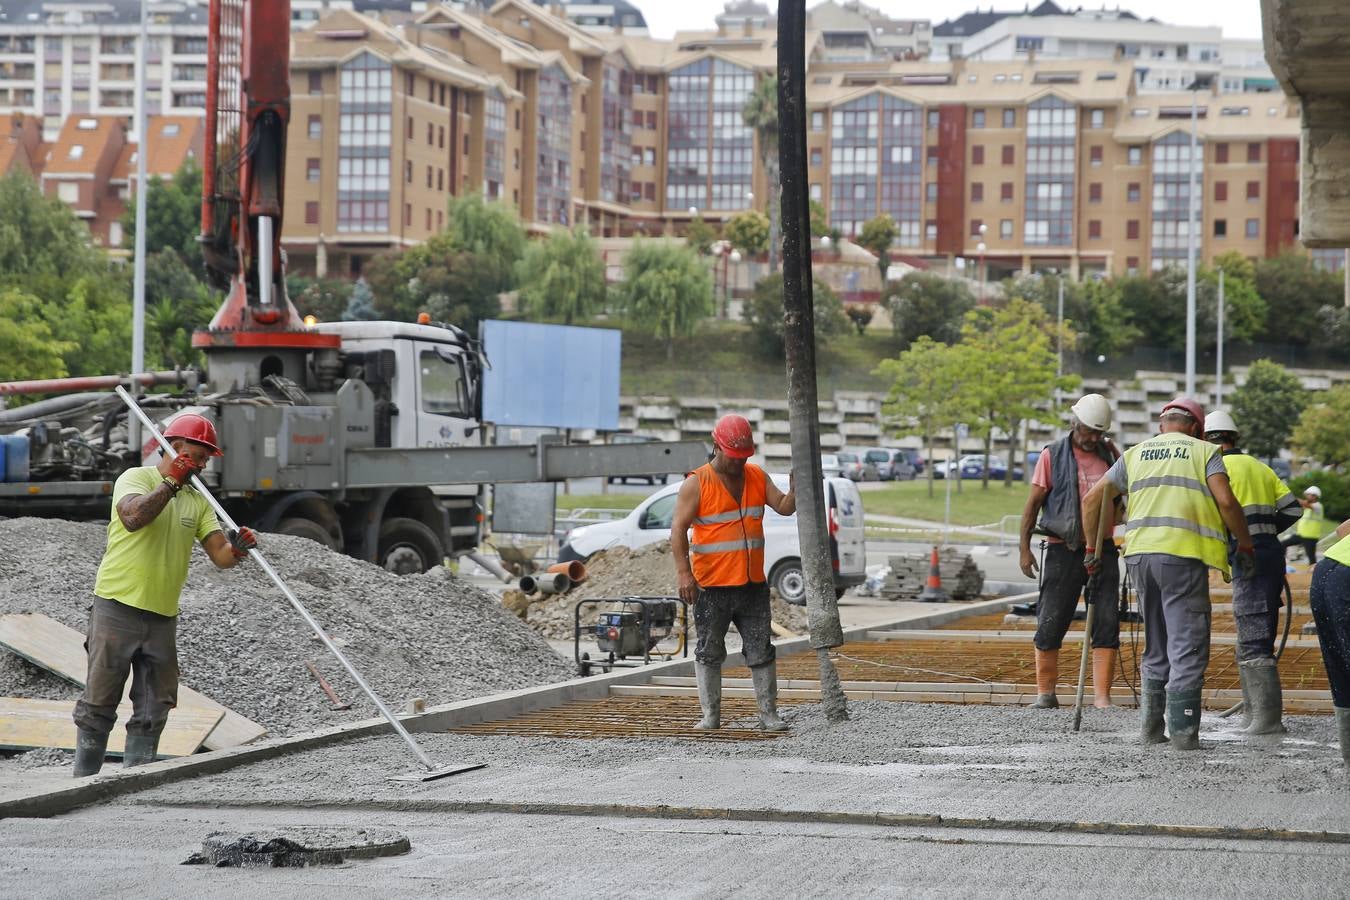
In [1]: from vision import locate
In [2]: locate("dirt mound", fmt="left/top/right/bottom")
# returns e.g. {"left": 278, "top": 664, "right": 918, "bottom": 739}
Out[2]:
{"left": 0, "top": 517, "right": 573, "bottom": 739}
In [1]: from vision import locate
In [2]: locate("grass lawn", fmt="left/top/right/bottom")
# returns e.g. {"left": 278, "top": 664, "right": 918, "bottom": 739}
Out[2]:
{"left": 860, "top": 478, "right": 1030, "bottom": 525}
{"left": 556, "top": 492, "right": 644, "bottom": 512}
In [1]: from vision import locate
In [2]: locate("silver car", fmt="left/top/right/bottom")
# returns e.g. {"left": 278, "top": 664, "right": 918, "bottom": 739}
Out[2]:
{"left": 820, "top": 453, "right": 844, "bottom": 478}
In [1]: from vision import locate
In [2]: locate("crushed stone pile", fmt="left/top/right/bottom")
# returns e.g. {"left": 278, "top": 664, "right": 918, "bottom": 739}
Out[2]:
{"left": 517, "top": 541, "right": 810, "bottom": 641}
{"left": 881, "top": 549, "right": 985, "bottom": 600}
{"left": 0, "top": 517, "right": 573, "bottom": 739}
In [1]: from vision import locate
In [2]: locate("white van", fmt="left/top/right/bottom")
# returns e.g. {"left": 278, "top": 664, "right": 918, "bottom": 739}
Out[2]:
{"left": 557, "top": 474, "right": 867, "bottom": 605}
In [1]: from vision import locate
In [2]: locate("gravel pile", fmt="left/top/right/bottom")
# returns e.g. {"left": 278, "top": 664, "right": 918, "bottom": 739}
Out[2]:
{"left": 517, "top": 541, "right": 810, "bottom": 641}
{"left": 0, "top": 518, "right": 573, "bottom": 738}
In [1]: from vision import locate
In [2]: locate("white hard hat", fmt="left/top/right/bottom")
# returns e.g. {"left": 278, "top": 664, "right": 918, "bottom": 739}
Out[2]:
{"left": 1305, "top": 486, "right": 1322, "bottom": 499}
{"left": 1070, "top": 393, "right": 1111, "bottom": 431}
{"left": 1204, "top": 409, "right": 1238, "bottom": 436}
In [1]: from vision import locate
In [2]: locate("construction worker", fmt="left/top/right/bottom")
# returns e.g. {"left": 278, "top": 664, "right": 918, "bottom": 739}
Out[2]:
{"left": 72, "top": 414, "right": 257, "bottom": 777}
{"left": 1282, "top": 486, "right": 1324, "bottom": 564}
{"left": 671, "top": 414, "right": 795, "bottom": 732}
{"left": 1082, "top": 397, "right": 1254, "bottom": 751}
{"left": 1203, "top": 410, "right": 1302, "bottom": 734}
{"left": 1308, "top": 518, "right": 1350, "bottom": 772}
{"left": 1018, "top": 393, "right": 1122, "bottom": 710}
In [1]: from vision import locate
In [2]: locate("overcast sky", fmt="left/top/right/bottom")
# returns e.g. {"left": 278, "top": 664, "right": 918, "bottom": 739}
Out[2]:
{"left": 643, "top": 1, "right": 1265, "bottom": 42}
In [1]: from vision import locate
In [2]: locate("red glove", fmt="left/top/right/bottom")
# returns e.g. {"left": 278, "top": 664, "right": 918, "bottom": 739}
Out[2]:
{"left": 1083, "top": 547, "right": 1101, "bottom": 576}
{"left": 165, "top": 454, "right": 201, "bottom": 488}
{"left": 228, "top": 526, "right": 257, "bottom": 560}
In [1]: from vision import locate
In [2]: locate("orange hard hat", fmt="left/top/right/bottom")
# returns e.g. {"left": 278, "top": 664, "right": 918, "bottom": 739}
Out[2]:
{"left": 163, "top": 413, "right": 223, "bottom": 456}
{"left": 1160, "top": 396, "right": 1205, "bottom": 433}
{"left": 712, "top": 414, "right": 755, "bottom": 459}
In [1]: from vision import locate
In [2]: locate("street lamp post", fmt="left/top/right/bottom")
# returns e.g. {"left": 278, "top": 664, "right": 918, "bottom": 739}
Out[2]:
{"left": 976, "top": 222, "right": 988, "bottom": 301}
{"left": 1185, "top": 81, "right": 1200, "bottom": 396}
{"left": 719, "top": 246, "right": 742, "bottom": 318}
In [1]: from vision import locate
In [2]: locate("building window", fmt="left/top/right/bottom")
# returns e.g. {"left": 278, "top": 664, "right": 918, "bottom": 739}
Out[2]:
{"left": 970, "top": 218, "right": 984, "bottom": 237}
{"left": 644, "top": 182, "right": 655, "bottom": 200}
{"left": 810, "top": 182, "right": 822, "bottom": 201}
{"left": 484, "top": 90, "right": 507, "bottom": 191}
{"left": 927, "top": 109, "right": 940, "bottom": 129}
{"left": 972, "top": 144, "right": 984, "bottom": 165}
{"left": 1001, "top": 181, "right": 1014, "bottom": 201}
{"left": 972, "top": 109, "right": 985, "bottom": 129}
{"left": 405, "top": 203, "right": 412, "bottom": 226}
{"left": 1127, "top": 145, "right": 1142, "bottom": 165}
{"left": 306, "top": 158, "right": 320, "bottom": 182}
{"left": 926, "top": 182, "right": 938, "bottom": 202}
{"left": 598, "top": 60, "right": 634, "bottom": 204}
{"left": 1247, "top": 180, "right": 1260, "bottom": 200}
{"left": 1000, "top": 219, "right": 1013, "bottom": 239}
{"left": 925, "top": 220, "right": 937, "bottom": 241}
{"left": 437, "top": 169, "right": 444, "bottom": 191}
{"left": 1089, "top": 145, "right": 1102, "bottom": 166}
{"left": 1015, "top": 35, "right": 1044, "bottom": 53}
{"left": 305, "top": 201, "right": 318, "bottom": 224}
{"left": 1126, "top": 219, "right": 1140, "bottom": 239}
{"left": 337, "top": 52, "right": 392, "bottom": 233}
{"left": 1089, "top": 182, "right": 1101, "bottom": 203}
{"left": 426, "top": 166, "right": 432, "bottom": 188}
{"left": 427, "top": 122, "right": 434, "bottom": 145}
{"left": 1214, "top": 218, "right": 1227, "bottom": 238}
{"left": 1001, "top": 144, "right": 1014, "bottom": 165}
{"left": 1126, "top": 256, "right": 1139, "bottom": 275}
{"left": 536, "top": 63, "right": 574, "bottom": 223}
{"left": 646, "top": 110, "right": 657, "bottom": 130}
{"left": 426, "top": 209, "right": 432, "bottom": 230}
{"left": 971, "top": 182, "right": 984, "bottom": 202}
{"left": 1150, "top": 130, "right": 1201, "bottom": 265}
{"left": 1215, "top": 181, "right": 1227, "bottom": 202}
{"left": 1002, "top": 108, "right": 1015, "bottom": 128}
{"left": 827, "top": 93, "right": 920, "bottom": 241}
{"left": 1247, "top": 142, "right": 1261, "bottom": 163}
{"left": 438, "top": 126, "right": 445, "bottom": 149}
{"left": 57, "top": 181, "right": 80, "bottom": 204}
{"left": 811, "top": 111, "right": 824, "bottom": 131}
{"left": 1022, "top": 95, "right": 1076, "bottom": 246}
{"left": 308, "top": 115, "right": 321, "bottom": 139}
{"left": 1127, "top": 182, "right": 1141, "bottom": 202}
{"left": 1088, "top": 219, "right": 1102, "bottom": 239}
{"left": 1246, "top": 218, "right": 1259, "bottom": 238}
{"left": 309, "top": 71, "right": 322, "bottom": 95}
{"left": 1089, "top": 108, "right": 1104, "bottom": 129}
{"left": 810, "top": 148, "right": 822, "bottom": 167}
{"left": 1216, "top": 142, "right": 1229, "bottom": 163}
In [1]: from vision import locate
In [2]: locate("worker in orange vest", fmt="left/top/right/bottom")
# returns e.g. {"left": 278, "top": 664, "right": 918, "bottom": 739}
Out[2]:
{"left": 671, "top": 414, "right": 796, "bottom": 731}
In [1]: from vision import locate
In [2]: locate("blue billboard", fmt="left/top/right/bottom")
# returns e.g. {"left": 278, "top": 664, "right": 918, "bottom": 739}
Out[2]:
{"left": 479, "top": 320, "right": 622, "bottom": 430}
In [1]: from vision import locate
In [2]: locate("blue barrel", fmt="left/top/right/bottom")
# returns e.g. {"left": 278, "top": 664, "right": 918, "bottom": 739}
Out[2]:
{"left": 0, "top": 436, "right": 6, "bottom": 483}
{"left": 2, "top": 434, "right": 29, "bottom": 483}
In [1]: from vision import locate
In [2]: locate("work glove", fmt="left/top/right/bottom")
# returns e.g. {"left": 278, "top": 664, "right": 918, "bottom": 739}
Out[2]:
{"left": 1083, "top": 546, "right": 1101, "bottom": 577}
{"left": 228, "top": 526, "right": 257, "bottom": 560}
{"left": 165, "top": 454, "right": 201, "bottom": 489}
{"left": 1234, "top": 543, "right": 1257, "bottom": 580}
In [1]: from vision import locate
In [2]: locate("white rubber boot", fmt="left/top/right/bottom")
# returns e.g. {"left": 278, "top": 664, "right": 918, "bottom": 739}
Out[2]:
{"left": 694, "top": 663, "right": 721, "bottom": 730}
{"left": 751, "top": 662, "right": 788, "bottom": 732}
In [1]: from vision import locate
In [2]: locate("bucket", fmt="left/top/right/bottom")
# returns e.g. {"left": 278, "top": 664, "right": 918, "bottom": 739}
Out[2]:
{"left": 1, "top": 434, "right": 28, "bottom": 483}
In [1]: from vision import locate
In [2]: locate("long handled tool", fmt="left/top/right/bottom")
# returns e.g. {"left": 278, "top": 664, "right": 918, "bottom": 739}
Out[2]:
{"left": 1072, "top": 503, "right": 1112, "bottom": 732}
{"left": 115, "top": 387, "right": 483, "bottom": 782}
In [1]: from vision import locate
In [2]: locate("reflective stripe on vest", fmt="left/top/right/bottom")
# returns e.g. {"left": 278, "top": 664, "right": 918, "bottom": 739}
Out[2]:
{"left": 1296, "top": 503, "right": 1325, "bottom": 539}
{"left": 690, "top": 462, "right": 768, "bottom": 587}
{"left": 1221, "top": 453, "right": 1293, "bottom": 538}
{"left": 1122, "top": 432, "right": 1230, "bottom": 575}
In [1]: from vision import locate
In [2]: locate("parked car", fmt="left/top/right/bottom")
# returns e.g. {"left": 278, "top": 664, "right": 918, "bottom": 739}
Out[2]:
{"left": 935, "top": 454, "right": 1025, "bottom": 481}
{"left": 863, "top": 447, "right": 917, "bottom": 481}
{"left": 835, "top": 450, "right": 880, "bottom": 482}
{"left": 820, "top": 453, "right": 844, "bottom": 478}
{"left": 899, "top": 448, "right": 926, "bottom": 475}
{"left": 606, "top": 433, "right": 670, "bottom": 485}
{"left": 557, "top": 475, "right": 867, "bottom": 604}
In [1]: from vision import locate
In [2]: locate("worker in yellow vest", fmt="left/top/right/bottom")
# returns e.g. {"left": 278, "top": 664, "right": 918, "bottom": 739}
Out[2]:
{"left": 1083, "top": 398, "right": 1254, "bottom": 750}
{"left": 1309, "top": 521, "right": 1350, "bottom": 772}
{"left": 1204, "top": 410, "right": 1302, "bottom": 735}
{"left": 1282, "top": 486, "right": 1325, "bottom": 564}
{"left": 671, "top": 414, "right": 796, "bottom": 732}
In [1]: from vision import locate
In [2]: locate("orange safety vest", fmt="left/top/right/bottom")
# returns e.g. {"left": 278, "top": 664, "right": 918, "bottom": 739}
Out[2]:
{"left": 690, "top": 462, "right": 767, "bottom": 587}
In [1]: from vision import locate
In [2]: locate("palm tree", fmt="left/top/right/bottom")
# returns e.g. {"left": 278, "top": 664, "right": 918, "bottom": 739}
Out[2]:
{"left": 742, "top": 74, "right": 779, "bottom": 271}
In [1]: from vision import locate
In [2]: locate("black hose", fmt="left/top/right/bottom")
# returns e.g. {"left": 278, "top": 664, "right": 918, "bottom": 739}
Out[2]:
{"left": 1117, "top": 575, "right": 1140, "bottom": 705}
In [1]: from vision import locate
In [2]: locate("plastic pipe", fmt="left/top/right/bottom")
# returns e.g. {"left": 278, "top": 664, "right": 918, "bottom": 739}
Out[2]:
{"left": 536, "top": 572, "right": 572, "bottom": 595}
{"left": 547, "top": 560, "right": 587, "bottom": 584}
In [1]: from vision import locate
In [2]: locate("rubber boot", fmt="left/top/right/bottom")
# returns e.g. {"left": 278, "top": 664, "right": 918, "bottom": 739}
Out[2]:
{"left": 1091, "top": 648, "right": 1118, "bottom": 709}
{"left": 1166, "top": 687, "right": 1203, "bottom": 751}
{"left": 1140, "top": 678, "right": 1168, "bottom": 745}
{"left": 694, "top": 663, "right": 721, "bottom": 730}
{"left": 1236, "top": 663, "right": 1253, "bottom": 729}
{"left": 1031, "top": 648, "right": 1059, "bottom": 709}
{"left": 122, "top": 732, "right": 161, "bottom": 768}
{"left": 751, "top": 662, "right": 788, "bottom": 732}
{"left": 1241, "top": 659, "right": 1286, "bottom": 735}
{"left": 72, "top": 727, "right": 108, "bottom": 778}
{"left": 1336, "top": 707, "right": 1350, "bottom": 769}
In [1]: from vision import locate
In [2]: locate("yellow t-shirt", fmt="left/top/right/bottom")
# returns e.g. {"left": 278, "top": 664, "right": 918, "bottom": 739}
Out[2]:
{"left": 93, "top": 466, "right": 221, "bottom": 617}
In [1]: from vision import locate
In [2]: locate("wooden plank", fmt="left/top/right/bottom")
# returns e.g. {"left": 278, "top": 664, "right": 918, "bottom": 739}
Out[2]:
{"left": 0, "top": 613, "right": 266, "bottom": 750}
{"left": 0, "top": 697, "right": 223, "bottom": 757}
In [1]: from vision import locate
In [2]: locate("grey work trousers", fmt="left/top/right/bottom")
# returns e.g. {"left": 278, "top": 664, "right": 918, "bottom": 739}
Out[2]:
{"left": 693, "top": 582, "right": 776, "bottom": 669}
{"left": 1231, "top": 538, "right": 1286, "bottom": 661}
{"left": 72, "top": 596, "right": 179, "bottom": 738}
{"left": 1126, "top": 553, "right": 1211, "bottom": 692}
{"left": 1033, "top": 541, "right": 1121, "bottom": 651}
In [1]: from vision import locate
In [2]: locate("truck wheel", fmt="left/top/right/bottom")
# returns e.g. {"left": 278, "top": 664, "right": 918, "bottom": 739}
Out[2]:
{"left": 276, "top": 517, "right": 339, "bottom": 551}
{"left": 378, "top": 518, "right": 444, "bottom": 575}
{"left": 770, "top": 558, "right": 807, "bottom": 606}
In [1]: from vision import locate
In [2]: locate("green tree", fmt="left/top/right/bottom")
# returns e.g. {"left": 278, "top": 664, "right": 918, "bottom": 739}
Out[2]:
{"left": 1254, "top": 252, "right": 1340, "bottom": 346}
{"left": 143, "top": 249, "right": 217, "bottom": 368}
{"left": 876, "top": 337, "right": 976, "bottom": 498}
{"left": 365, "top": 231, "right": 504, "bottom": 327}
{"left": 120, "top": 158, "right": 204, "bottom": 269}
{"left": 515, "top": 226, "right": 607, "bottom": 324}
{"left": 1292, "top": 384, "right": 1350, "bottom": 469}
{"left": 724, "top": 210, "right": 770, "bottom": 257}
{"left": 741, "top": 73, "right": 779, "bottom": 267}
{"left": 1231, "top": 359, "right": 1308, "bottom": 458}
{"left": 686, "top": 214, "right": 717, "bottom": 255}
{"left": 886, "top": 272, "right": 975, "bottom": 346}
{"left": 1199, "top": 263, "right": 1266, "bottom": 347}
{"left": 809, "top": 199, "right": 829, "bottom": 238}
{"left": 446, "top": 194, "right": 526, "bottom": 297}
{"left": 343, "top": 279, "right": 378, "bottom": 321}
{"left": 845, "top": 304, "right": 874, "bottom": 335}
{"left": 52, "top": 275, "right": 134, "bottom": 377}
{"left": 0, "top": 288, "right": 76, "bottom": 382}
{"left": 857, "top": 214, "right": 899, "bottom": 284}
{"left": 1003, "top": 273, "right": 1140, "bottom": 359}
{"left": 618, "top": 240, "right": 713, "bottom": 359}
{"left": 287, "top": 275, "right": 353, "bottom": 323}
{"left": 0, "top": 171, "right": 102, "bottom": 278}
{"left": 741, "top": 272, "right": 847, "bottom": 358}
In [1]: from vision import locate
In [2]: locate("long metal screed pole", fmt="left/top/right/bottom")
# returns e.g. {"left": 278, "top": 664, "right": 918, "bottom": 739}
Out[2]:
{"left": 114, "top": 387, "right": 479, "bottom": 779}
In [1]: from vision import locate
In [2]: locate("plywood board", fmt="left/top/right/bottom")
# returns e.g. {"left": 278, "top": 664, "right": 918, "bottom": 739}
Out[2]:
{"left": 0, "top": 613, "right": 266, "bottom": 750}
{"left": 0, "top": 697, "right": 223, "bottom": 757}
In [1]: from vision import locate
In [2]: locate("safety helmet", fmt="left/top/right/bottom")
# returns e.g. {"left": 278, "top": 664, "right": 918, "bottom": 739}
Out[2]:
{"left": 1203, "top": 409, "right": 1238, "bottom": 438}
{"left": 163, "top": 413, "right": 223, "bottom": 456}
{"left": 1070, "top": 393, "right": 1112, "bottom": 431}
{"left": 711, "top": 414, "right": 755, "bottom": 459}
{"left": 1160, "top": 396, "right": 1205, "bottom": 434}
{"left": 1305, "top": 485, "right": 1322, "bottom": 499}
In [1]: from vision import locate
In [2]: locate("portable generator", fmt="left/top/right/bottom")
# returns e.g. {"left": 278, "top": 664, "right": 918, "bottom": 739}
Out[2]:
{"left": 573, "top": 596, "right": 688, "bottom": 676}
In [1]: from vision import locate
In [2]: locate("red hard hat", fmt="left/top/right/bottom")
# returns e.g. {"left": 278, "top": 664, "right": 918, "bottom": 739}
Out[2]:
{"left": 712, "top": 414, "right": 755, "bottom": 459}
{"left": 1160, "top": 396, "right": 1205, "bottom": 433}
{"left": 163, "top": 413, "right": 223, "bottom": 456}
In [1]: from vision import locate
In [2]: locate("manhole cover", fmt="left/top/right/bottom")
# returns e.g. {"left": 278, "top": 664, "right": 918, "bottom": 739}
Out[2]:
{"left": 183, "top": 826, "right": 411, "bottom": 868}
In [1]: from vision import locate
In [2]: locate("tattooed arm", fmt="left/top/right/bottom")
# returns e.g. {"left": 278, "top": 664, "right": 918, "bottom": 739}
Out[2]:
{"left": 115, "top": 482, "right": 178, "bottom": 532}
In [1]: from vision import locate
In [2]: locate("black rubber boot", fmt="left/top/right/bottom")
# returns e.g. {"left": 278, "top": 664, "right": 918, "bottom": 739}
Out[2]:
{"left": 1167, "top": 688, "right": 1202, "bottom": 751}
{"left": 1336, "top": 707, "right": 1350, "bottom": 769}
{"left": 694, "top": 663, "right": 721, "bottom": 730}
{"left": 72, "top": 728, "right": 108, "bottom": 778}
{"left": 751, "top": 662, "right": 788, "bottom": 732}
{"left": 1140, "top": 678, "right": 1167, "bottom": 745}
{"left": 122, "top": 732, "right": 161, "bottom": 768}
{"left": 1241, "top": 659, "right": 1285, "bottom": 735}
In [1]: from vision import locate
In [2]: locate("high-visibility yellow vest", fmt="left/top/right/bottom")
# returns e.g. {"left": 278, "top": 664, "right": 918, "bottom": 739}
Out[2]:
{"left": 1122, "top": 432, "right": 1230, "bottom": 575}
{"left": 1326, "top": 532, "right": 1350, "bottom": 566}
{"left": 1221, "top": 452, "right": 1292, "bottom": 538}
{"left": 1296, "top": 502, "right": 1325, "bottom": 539}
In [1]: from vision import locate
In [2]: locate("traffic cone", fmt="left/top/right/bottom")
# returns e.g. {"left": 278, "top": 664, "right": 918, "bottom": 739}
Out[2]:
{"left": 918, "top": 545, "right": 950, "bottom": 603}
